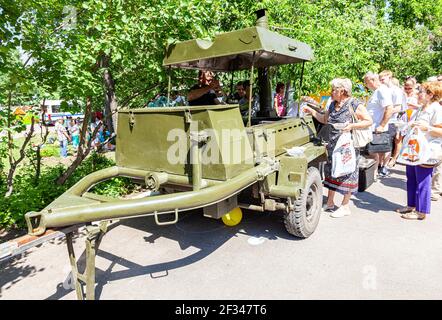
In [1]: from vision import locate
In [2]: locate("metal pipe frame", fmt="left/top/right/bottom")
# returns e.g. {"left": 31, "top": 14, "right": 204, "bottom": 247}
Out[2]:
{"left": 25, "top": 162, "right": 276, "bottom": 236}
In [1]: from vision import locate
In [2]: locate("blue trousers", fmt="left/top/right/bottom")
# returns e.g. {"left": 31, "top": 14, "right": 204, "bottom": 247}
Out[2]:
{"left": 406, "top": 165, "right": 434, "bottom": 214}
{"left": 59, "top": 140, "right": 68, "bottom": 158}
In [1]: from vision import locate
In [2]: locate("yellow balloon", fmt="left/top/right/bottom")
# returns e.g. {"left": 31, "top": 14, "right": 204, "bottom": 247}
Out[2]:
{"left": 222, "top": 207, "right": 243, "bottom": 226}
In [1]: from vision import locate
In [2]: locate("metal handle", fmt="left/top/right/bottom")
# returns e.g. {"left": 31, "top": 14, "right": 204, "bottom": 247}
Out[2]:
{"left": 154, "top": 209, "right": 179, "bottom": 226}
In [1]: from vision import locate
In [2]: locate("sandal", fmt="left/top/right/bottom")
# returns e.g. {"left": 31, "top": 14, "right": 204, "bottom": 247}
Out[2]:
{"left": 401, "top": 211, "right": 426, "bottom": 220}
{"left": 395, "top": 206, "right": 414, "bottom": 214}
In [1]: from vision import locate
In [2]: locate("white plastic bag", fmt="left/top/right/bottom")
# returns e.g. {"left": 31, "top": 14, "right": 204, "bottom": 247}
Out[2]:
{"left": 332, "top": 132, "right": 357, "bottom": 178}
{"left": 397, "top": 128, "right": 429, "bottom": 166}
{"left": 424, "top": 139, "right": 442, "bottom": 166}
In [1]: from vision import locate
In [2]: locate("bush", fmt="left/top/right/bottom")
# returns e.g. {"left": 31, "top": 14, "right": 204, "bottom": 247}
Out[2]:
{"left": 0, "top": 153, "right": 135, "bottom": 230}
{"left": 40, "top": 144, "right": 60, "bottom": 157}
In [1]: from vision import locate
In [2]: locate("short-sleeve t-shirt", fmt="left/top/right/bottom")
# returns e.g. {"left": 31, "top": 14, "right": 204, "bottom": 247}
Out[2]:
{"left": 56, "top": 122, "right": 68, "bottom": 141}
{"left": 70, "top": 124, "right": 79, "bottom": 136}
{"left": 406, "top": 95, "right": 418, "bottom": 108}
{"left": 188, "top": 84, "right": 217, "bottom": 106}
{"left": 391, "top": 85, "right": 407, "bottom": 112}
{"left": 412, "top": 101, "right": 442, "bottom": 141}
{"left": 366, "top": 84, "right": 393, "bottom": 131}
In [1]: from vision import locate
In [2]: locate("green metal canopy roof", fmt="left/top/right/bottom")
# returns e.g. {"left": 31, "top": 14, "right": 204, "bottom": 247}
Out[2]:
{"left": 163, "top": 26, "right": 314, "bottom": 72}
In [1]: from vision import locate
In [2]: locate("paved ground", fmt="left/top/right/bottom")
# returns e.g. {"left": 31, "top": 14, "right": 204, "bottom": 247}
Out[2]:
{"left": 1, "top": 165, "right": 442, "bottom": 300}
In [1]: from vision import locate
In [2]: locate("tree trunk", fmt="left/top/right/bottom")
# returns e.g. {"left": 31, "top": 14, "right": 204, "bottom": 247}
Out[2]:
{"left": 5, "top": 164, "right": 16, "bottom": 197}
{"left": 101, "top": 54, "right": 118, "bottom": 135}
{"left": 5, "top": 116, "right": 36, "bottom": 197}
{"left": 56, "top": 97, "right": 100, "bottom": 185}
{"left": 34, "top": 99, "right": 49, "bottom": 185}
{"left": 35, "top": 146, "right": 41, "bottom": 184}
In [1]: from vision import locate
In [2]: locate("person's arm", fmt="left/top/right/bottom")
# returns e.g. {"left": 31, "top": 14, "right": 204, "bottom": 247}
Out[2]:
{"left": 428, "top": 125, "right": 442, "bottom": 138}
{"left": 407, "top": 101, "right": 421, "bottom": 109}
{"left": 343, "top": 104, "right": 373, "bottom": 131}
{"left": 187, "top": 80, "right": 219, "bottom": 102}
{"left": 391, "top": 104, "right": 402, "bottom": 114}
{"left": 375, "top": 86, "right": 394, "bottom": 132}
{"left": 187, "top": 86, "right": 211, "bottom": 102}
{"left": 63, "top": 127, "right": 71, "bottom": 141}
{"left": 414, "top": 107, "right": 442, "bottom": 137}
{"left": 273, "top": 96, "right": 279, "bottom": 113}
{"left": 412, "top": 122, "right": 442, "bottom": 137}
{"left": 303, "top": 105, "right": 329, "bottom": 124}
{"left": 376, "top": 105, "right": 394, "bottom": 132}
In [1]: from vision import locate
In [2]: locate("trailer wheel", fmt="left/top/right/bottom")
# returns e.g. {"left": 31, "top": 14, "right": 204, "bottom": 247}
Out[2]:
{"left": 284, "top": 167, "right": 322, "bottom": 238}
{"left": 222, "top": 207, "right": 243, "bottom": 226}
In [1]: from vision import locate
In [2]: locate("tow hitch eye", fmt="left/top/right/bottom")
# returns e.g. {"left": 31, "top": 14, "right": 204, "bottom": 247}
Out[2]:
{"left": 25, "top": 211, "right": 45, "bottom": 236}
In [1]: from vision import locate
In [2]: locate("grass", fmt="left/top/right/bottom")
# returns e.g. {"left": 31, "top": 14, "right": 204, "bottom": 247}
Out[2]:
{"left": 1, "top": 132, "right": 62, "bottom": 172}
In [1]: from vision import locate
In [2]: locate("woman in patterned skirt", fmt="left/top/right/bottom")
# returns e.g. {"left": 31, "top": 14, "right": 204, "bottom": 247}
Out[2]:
{"left": 303, "top": 78, "right": 373, "bottom": 218}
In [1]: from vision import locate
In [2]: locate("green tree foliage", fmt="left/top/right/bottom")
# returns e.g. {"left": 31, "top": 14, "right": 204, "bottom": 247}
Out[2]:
{"left": 0, "top": 0, "right": 440, "bottom": 227}
{"left": 1, "top": 0, "right": 440, "bottom": 105}
{"left": 388, "top": 0, "right": 442, "bottom": 30}
{"left": 261, "top": 0, "right": 441, "bottom": 93}
{"left": 0, "top": 153, "right": 133, "bottom": 228}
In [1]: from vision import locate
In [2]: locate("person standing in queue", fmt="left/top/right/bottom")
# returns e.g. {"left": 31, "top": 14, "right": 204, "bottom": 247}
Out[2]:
{"left": 396, "top": 81, "right": 442, "bottom": 220}
{"left": 303, "top": 78, "right": 373, "bottom": 218}
{"left": 364, "top": 71, "right": 395, "bottom": 178}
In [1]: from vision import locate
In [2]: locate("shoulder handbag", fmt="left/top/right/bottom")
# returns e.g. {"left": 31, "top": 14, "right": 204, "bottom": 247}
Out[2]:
{"left": 366, "top": 131, "right": 392, "bottom": 153}
{"left": 347, "top": 99, "right": 373, "bottom": 148}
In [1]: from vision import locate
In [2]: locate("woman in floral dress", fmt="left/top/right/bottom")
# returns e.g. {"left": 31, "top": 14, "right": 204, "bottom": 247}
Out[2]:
{"left": 303, "top": 78, "right": 373, "bottom": 218}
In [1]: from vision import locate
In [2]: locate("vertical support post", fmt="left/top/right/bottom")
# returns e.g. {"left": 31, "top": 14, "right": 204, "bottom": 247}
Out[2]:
{"left": 167, "top": 66, "right": 172, "bottom": 106}
{"left": 297, "top": 61, "right": 305, "bottom": 118}
{"left": 230, "top": 72, "right": 234, "bottom": 98}
{"left": 84, "top": 231, "right": 98, "bottom": 300}
{"left": 66, "top": 232, "right": 84, "bottom": 300}
{"left": 65, "top": 222, "right": 108, "bottom": 300}
{"left": 247, "top": 51, "right": 256, "bottom": 127}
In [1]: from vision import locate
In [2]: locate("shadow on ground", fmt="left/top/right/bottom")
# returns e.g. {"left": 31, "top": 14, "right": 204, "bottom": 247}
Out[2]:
{"left": 0, "top": 251, "right": 44, "bottom": 298}
{"left": 321, "top": 168, "right": 406, "bottom": 213}
{"left": 0, "top": 228, "right": 27, "bottom": 244}
{"left": 0, "top": 229, "right": 84, "bottom": 297}
{"left": 44, "top": 209, "right": 301, "bottom": 300}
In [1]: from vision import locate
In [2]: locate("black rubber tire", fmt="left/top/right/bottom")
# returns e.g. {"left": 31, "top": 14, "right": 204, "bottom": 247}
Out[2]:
{"left": 284, "top": 166, "right": 323, "bottom": 238}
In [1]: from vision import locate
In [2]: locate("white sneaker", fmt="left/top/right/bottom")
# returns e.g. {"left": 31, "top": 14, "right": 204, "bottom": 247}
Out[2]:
{"left": 330, "top": 205, "right": 351, "bottom": 218}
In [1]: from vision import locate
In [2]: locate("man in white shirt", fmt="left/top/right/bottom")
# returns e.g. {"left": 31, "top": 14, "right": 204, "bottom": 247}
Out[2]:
{"left": 55, "top": 118, "right": 70, "bottom": 158}
{"left": 379, "top": 71, "right": 408, "bottom": 171}
{"left": 364, "top": 71, "right": 395, "bottom": 177}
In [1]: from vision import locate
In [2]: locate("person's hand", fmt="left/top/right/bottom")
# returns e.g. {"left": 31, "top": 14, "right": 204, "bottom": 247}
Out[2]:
{"left": 412, "top": 120, "right": 430, "bottom": 131}
{"left": 375, "top": 125, "right": 385, "bottom": 133}
{"left": 342, "top": 123, "right": 354, "bottom": 132}
{"left": 407, "top": 103, "right": 420, "bottom": 110}
{"left": 301, "top": 96, "right": 317, "bottom": 105}
{"left": 209, "top": 79, "right": 220, "bottom": 90}
{"left": 302, "top": 105, "right": 313, "bottom": 114}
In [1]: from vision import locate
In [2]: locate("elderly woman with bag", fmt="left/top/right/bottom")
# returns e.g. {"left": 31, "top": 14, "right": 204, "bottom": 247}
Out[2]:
{"left": 397, "top": 81, "right": 442, "bottom": 220}
{"left": 303, "top": 78, "right": 373, "bottom": 218}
